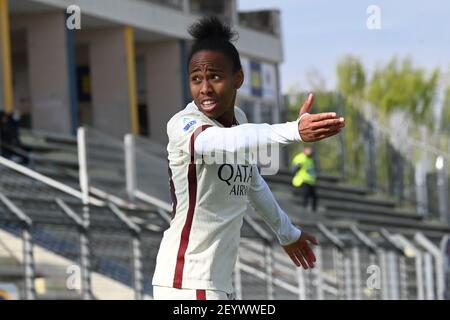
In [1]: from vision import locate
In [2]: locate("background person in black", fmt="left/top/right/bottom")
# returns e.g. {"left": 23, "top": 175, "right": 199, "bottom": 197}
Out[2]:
{"left": 0, "top": 111, "right": 29, "bottom": 164}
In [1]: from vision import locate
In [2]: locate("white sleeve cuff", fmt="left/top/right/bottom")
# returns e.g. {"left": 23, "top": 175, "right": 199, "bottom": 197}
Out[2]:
{"left": 279, "top": 225, "right": 302, "bottom": 246}
{"left": 296, "top": 113, "right": 310, "bottom": 142}
{"left": 293, "top": 119, "right": 302, "bottom": 142}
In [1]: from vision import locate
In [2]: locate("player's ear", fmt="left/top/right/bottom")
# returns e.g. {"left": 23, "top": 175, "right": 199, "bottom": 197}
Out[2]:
{"left": 234, "top": 69, "right": 244, "bottom": 89}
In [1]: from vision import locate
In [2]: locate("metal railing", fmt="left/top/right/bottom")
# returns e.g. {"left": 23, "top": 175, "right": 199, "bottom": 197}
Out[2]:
{"left": 232, "top": 223, "right": 450, "bottom": 300}
{"left": 0, "top": 131, "right": 165, "bottom": 299}
{"left": 303, "top": 96, "right": 450, "bottom": 223}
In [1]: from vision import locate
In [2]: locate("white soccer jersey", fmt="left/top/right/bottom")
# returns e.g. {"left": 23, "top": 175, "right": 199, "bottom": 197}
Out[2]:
{"left": 152, "top": 101, "right": 302, "bottom": 294}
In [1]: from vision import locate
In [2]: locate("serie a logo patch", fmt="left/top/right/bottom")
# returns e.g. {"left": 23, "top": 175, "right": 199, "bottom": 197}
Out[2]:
{"left": 182, "top": 118, "right": 197, "bottom": 132}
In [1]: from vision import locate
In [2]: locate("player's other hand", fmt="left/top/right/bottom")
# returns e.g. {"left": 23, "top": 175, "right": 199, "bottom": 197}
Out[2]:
{"left": 282, "top": 231, "right": 318, "bottom": 269}
{"left": 297, "top": 93, "right": 345, "bottom": 142}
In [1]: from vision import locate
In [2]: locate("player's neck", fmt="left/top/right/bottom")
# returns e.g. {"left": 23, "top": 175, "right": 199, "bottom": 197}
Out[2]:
{"left": 216, "top": 110, "right": 236, "bottom": 128}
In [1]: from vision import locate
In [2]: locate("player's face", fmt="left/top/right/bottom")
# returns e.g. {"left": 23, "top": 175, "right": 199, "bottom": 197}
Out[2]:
{"left": 189, "top": 50, "right": 243, "bottom": 122}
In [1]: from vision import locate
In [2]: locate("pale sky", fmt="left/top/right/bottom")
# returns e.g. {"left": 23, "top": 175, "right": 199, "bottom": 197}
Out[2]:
{"left": 238, "top": 0, "right": 450, "bottom": 94}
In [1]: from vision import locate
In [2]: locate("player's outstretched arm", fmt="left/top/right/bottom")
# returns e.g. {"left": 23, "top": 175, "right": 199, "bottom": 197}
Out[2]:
{"left": 282, "top": 231, "right": 318, "bottom": 269}
{"left": 194, "top": 93, "right": 345, "bottom": 156}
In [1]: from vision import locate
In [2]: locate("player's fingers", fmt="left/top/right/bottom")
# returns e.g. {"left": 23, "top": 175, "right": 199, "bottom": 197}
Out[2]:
{"left": 299, "top": 93, "right": 314, "bottom": 116}
{"left": 309, "top": 127, "right": 340, "bottom": 135}
{"left": 297, "top": 253, "right": 309, "bottom": 270}
{"left": 288, "top": 251, "right": 301, "bottom": 267}
{"left": 304, "top": 246, "right": 316, "bottom": 263}
{"left": 311, "top": 118, "right": 344, "bottom": 129}
{"left": 310, "top": 126, "right": 342, "bottom": 137}
{"left": 298, "top": 247, "right": 315, "bottom": 268}
{"left": 298, "top": 250, "right": 311, "bottom": 268}
{"left": 310, "top": 112, "right": 337, "bottom": 122}
{"left": 317, "top": 129, "right": 341, "bottom": 141}
{"left": 305, "top": 255, "right": 315, "bottom": 269}
{"left": 306, "top": 234, "right": 319, "bottom": 246}
{"left": 299, "top": 246, "right": 314, "bottom": 264}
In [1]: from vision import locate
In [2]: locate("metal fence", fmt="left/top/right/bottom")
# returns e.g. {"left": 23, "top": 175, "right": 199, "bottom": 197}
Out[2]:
{"left": 0, "top": 154, "right": 165, "bottom": 300}
{"left": 311, "top": 101, "right": 450, "bottom": 224}
{"left": 233, "top": 223, "right": 450, "bottom": 300}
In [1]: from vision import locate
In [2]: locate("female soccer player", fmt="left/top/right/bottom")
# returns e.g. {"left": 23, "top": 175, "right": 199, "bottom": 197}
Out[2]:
{"left": 152, "top": 16, "right": 345, "bottom": 300}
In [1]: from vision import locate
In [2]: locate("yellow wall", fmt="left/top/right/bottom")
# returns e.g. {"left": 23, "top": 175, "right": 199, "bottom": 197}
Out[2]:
{"left": 125, "top": 26, "right": 138, "bottom": 134}
{"left": 0, "top": 0, "right": 14, "bottom": 112}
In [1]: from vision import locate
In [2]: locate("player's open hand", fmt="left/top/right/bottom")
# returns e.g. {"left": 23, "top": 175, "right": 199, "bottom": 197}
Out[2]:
{"left": 297, "top": 93, "right": 345, "bottom": 142}
{"left": 282, "top": 231, "right": 318, "bottom": 269}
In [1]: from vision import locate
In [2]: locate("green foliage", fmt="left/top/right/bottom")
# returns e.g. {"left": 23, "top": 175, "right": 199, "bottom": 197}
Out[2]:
{"left": 366, "top": 57, "right": 439, "bottom": 126}
{"left": 441, "top": 86, "right": 450, "bottom": 133}
{"left": 336, "top": 56, "right": 367, "bottom": 184}
{"left": 286, "top": 55, "right": 445, "bottom": 192}
{"left": 336, "top": 56, "right": 366, "bottom": 102}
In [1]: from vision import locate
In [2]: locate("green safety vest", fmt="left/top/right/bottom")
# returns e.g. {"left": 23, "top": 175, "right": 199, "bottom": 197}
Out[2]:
{"left": 291, "top": 152, "right": 316, "bottom": 187}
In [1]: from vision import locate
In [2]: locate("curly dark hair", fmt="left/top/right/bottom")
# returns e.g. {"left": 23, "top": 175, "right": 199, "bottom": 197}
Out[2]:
{"left": 187, "top": 16, "right": 242, "bottom": 72}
